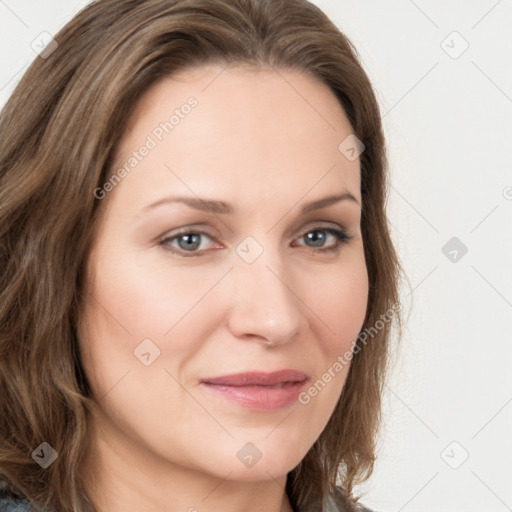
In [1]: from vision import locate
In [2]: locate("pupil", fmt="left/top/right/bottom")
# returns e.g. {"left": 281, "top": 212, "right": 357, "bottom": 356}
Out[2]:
{"left": 307, "top": 231, "right": 325, "bottom": 247}
{"left": 180, "top": 234, "right": 200, "bottom": 250}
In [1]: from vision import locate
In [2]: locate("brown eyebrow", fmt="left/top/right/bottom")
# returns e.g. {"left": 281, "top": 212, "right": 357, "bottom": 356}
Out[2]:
{"left": 141, "top": 191, "right": 360, "bottom": 215}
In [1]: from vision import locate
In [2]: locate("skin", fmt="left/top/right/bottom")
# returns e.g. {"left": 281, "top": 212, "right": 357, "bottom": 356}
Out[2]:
{"left": 77, "top": 64, "right": 369, "bottom": 512}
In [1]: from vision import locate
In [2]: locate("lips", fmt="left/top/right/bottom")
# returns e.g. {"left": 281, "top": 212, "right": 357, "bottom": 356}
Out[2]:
{"left": 201, "top": 370, "right": 308, "bottom": 387}
{"left": 200, "top": 370, "right": 308, "bottom": 411}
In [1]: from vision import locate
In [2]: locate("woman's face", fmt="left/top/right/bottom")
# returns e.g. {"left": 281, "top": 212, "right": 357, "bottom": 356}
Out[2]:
{"left": 78, "top": 64, "right": 368, "bottom": 483}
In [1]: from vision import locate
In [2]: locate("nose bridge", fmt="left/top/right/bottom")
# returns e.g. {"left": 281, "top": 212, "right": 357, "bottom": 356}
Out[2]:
{"left": 227, "top": 240, "right": 306, "bottom": 345}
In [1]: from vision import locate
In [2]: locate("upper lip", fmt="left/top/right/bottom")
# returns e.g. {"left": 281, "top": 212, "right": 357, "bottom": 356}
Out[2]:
{"left": 201, "top": 370, "right": 308, "bottom": 387}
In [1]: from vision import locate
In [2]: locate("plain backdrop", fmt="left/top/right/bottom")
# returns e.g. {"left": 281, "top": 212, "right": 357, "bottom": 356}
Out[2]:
{"left": 1, "top": 1, "right": 511, "bottom": 511}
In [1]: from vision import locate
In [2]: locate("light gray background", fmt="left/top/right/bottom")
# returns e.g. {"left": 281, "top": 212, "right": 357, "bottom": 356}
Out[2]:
{"left": 1, "top": 1, "right": 511, "bottom": 511}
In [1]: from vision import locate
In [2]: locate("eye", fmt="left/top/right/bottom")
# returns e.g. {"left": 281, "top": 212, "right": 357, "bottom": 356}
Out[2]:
{"left": 159, "top": 229, "right": 217, "bottom": 256}
{"left": 294, "top": 226, "right": 352, "bottom": 253}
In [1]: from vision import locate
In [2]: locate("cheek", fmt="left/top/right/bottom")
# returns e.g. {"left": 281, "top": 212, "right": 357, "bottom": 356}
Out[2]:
{"left": 292, "top": 248, "right": 368, "bottom": 414}
{"left": 83, "top": 243, "right": 207, "bottom": 341}
{"left": 77, "top": 241, "right": 220, "bottom": 398}
{"left": 309, "top": 248, "right": 369, "bottom": 355}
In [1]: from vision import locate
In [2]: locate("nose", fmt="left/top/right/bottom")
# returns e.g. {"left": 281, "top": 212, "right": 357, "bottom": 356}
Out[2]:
{"left": 226, "top": 252, "right": 308, "bottom": 348}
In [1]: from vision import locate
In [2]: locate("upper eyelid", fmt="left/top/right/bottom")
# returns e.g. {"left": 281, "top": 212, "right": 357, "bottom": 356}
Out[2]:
{"left": 161, "top": 220, "right": 347, "bottom": 235}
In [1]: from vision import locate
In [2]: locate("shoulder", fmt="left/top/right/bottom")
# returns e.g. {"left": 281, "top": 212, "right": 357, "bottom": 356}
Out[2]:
{"left": 324, "top": 486, "right": 381, "bottom": 512}
{"left": 353, "top": 502, "right": 379, "bottom": 512}
{"left": 0, "top": 488, "right": 35, "bottom": 512}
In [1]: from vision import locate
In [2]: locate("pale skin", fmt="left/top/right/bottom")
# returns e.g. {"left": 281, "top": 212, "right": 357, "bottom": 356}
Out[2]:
{"left": 77, "top": 64, "right": 369, "bottom": 512}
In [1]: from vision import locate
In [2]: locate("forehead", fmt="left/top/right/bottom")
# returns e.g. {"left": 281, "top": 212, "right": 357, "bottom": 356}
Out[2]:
{"left": 109, "top": 64, "right": 361, "bottom": 209}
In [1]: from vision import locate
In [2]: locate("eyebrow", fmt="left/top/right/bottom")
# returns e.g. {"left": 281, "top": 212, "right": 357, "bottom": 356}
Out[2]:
{"left": 141, "top": 191, "right": 360, "bottom": 215}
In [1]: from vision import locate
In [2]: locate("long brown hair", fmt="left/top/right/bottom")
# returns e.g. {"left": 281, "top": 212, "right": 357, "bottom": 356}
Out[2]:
{"left": 0, "top": 1, "right": 404, "bottom": 511}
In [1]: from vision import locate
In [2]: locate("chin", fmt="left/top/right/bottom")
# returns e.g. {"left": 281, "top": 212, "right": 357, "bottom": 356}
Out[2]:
{"left": 195, "top": 437, "right": 308, "bottom": 482}
{"left": 210, "top": 460, "right": 296, "bottom": 483}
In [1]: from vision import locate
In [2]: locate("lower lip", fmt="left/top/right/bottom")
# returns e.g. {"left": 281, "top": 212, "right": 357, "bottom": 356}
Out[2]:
{"left": 200, "top": 381, "right": 306, "bottom": 411}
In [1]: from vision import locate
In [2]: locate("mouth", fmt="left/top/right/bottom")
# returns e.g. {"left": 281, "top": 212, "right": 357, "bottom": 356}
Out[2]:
{"left": 200, "top": 370, "right": 308, "bottom": 411}
{"left": 201, "top": 369, "right": 308, "bottom": 387}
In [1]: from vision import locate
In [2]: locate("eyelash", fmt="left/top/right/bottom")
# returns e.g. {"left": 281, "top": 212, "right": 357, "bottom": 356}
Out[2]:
{"left": 158, "top": 225, "right": 352, "bottom": 257}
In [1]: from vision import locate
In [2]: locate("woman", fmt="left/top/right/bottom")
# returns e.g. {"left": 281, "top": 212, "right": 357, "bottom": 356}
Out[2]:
{"left": 0, "top": 1, "right": 403, "bottom": 511}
